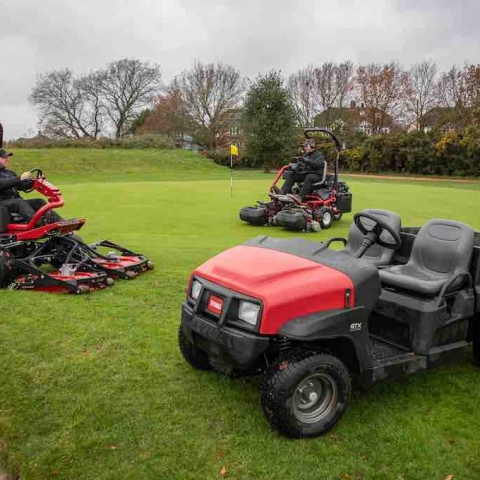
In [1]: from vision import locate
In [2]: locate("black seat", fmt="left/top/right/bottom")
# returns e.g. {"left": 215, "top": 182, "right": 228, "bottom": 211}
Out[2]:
{"left": 380, "top": 219, "right": 474, "bottom": 297}
{"left": 341, "top": 209, "right": 401, "bottom": 266}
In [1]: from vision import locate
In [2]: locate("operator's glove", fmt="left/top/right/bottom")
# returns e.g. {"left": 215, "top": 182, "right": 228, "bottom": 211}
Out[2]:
{"left": 18, "top": 179, "right": 34, "bottom": 191}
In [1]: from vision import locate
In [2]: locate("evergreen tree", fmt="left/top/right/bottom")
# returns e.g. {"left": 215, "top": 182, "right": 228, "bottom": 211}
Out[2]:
{"left": 243, "top": 71, "right": 298, "bottom": 171}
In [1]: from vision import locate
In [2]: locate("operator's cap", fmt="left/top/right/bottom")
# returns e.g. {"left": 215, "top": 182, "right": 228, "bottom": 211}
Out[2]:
{"left": 302, "top": 139, "right": 316, "bottom": 148}
{"left": 0, "top": 148, "right": 13, "bottom": 158}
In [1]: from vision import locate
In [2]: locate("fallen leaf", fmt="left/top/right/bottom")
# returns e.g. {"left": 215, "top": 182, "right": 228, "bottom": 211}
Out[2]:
{"left": 444, "top": 475, "right": 454, "bottom": 480}
{"left": 82, "top": 349, "right": 89, "bottom": 356}
{"left": 360, "top": 455, "right": 367, "bottom": 461}
{"left": 52, "top": 470, "right": 59, "bottom": 475}
{"left": 216, "top": 451, "right": 226, "bottom": 459}
{"left": 139, "top": 451, "right": 151, "bottom": 460}
{"left": 330, "top": 434, "right": 340, "bottom": 442}
{"left": 341, "top": 474, "right": 353, "bottom": 480}
{"left": 220, "top": 466, "right": 227, "bottom": 475}
{"left": 107, "top": 444, "right": 117, "bottom": 450}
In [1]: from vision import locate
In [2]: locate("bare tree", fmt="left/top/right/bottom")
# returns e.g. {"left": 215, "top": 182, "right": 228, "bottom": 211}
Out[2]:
{"left": 76, "top": 71, "right": 106, "bottom": 139}
{"left": 334, "top": 61, "right": 355, "bottom": 108}
{"left": 465, "top": 63, "right": 480, "bottom": 108}
{"left": 437, "top": 66, "right": 468, "bottom": 108}
{"left": 405, "top": 60, "right": 438, "bottom": 130}
{"left": 287, "top": 66, "right": 318, "bottom": 126}
{"left": 177, "top": 61, "right": 247, "bottom": 149}
{"left": 355, "top": 63, "right": 409, "bottom": 133}
{"left": 31, "top": 69, "right": 95, "bottom": 138}
{"left": 99, "top": 59, "right": 162, "bottom": 138}
{"left": 437, "top": 65, "right": 469, "bottom": 130}
{"left": 314, "top": 62, "right": 338, "bottom": 115}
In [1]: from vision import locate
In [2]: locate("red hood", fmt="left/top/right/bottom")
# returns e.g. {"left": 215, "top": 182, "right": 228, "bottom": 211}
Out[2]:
{"left": 193, "top": 245, "right": 354, "bottom": 334}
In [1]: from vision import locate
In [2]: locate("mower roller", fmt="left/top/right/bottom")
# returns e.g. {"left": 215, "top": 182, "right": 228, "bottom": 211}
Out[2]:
{"left": 239, "top": 128, "right": 352, "bottom": 232}
{"left": 0, "top": 134, "right": 153, "bottom": 294}
{"left": 180, "top": 209, "right": 480, "bottom": 438}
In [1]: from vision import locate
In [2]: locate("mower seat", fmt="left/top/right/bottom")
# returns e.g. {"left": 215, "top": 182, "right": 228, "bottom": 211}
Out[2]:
{"left": 341, "top": 209, "right": 401, "bottom": 266}
{"left": 379, "top": 219, "right": 475, "bottom": 297}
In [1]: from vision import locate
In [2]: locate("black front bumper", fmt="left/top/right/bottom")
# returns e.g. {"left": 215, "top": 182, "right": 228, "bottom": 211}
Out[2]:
{"left": 181, "top": 301, "right": 271, "bottom": 370}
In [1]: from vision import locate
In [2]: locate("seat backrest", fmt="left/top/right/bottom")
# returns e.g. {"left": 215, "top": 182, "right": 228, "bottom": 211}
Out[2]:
{"left": 342, "top": 209, "right": 401, "bottom": 266}
{"left": 409, "top": 219, "right": 474, "bottom": 277}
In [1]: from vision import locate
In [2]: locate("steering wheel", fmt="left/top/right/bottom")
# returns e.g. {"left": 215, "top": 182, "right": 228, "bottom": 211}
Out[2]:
{"left": 354, "top": 212, "right": 401, "bottom": 250}
{"left": 22, "top": 168, "right": 44, "bottom": 193}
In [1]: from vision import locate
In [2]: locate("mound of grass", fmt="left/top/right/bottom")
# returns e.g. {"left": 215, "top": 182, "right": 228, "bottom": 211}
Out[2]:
{"left": 8, "top": 148, "right": 232, "bottom": 183}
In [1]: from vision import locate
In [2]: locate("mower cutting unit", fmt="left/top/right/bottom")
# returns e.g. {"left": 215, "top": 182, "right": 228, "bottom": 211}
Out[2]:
{"left": 0, "top": 168, "right": 153, "bottom": 294}
{"left": 180, "top": 209, "right": 480, "bottom": 438}
{"left": 239, "top": 128, "right": 352, "bottom": 232}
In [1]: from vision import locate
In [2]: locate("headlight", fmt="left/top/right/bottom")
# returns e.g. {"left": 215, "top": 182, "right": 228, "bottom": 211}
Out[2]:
{"left": 238, "top": 301, "right": 261, "bottom": 326}
{"left": 191, "top": 280, "right": 202, "bottom": 300}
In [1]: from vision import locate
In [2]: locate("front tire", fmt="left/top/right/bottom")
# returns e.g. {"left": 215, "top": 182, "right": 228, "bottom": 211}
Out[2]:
{"left": 261, "top": 352, "right": 352, "bottom": 438}
{"left": 317, "top": 207, "right": 333, "bottom": 229}
{"left": 178, "top": 326, "right": 212, "bottom": 371}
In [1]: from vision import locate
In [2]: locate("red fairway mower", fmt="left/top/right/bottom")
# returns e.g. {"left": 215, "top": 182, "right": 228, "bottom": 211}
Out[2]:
{"left": 239, "top": 128, "right": 352, "bottom": 232}
{"left": 0, "top": 164, "right": 153, "bottom": 294}
{"left": 180, "top": 209, "right": 480, "bottom": 438}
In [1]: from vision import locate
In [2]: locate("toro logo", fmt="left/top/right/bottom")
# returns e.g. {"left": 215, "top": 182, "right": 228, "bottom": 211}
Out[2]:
{"left": 207, "top": 295, "right": 223, "bottom": 315}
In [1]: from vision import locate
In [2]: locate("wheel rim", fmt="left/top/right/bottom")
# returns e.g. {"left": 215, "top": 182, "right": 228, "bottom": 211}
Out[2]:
{"left": 292, "top": 373, "right": 338, "bottom": 424}
{"left": 323, "top": 211, "right": 332, "bottom": 225}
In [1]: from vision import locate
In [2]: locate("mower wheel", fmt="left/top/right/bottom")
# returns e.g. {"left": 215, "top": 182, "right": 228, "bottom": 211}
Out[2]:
{"left": 317, "top": 207, "right": 333, "bottom": 229}
{"left": 261, "top": 352, "right": 352, "bottom": 438}
{"left": 178, "top": 326, "right": 212, "bottom": 371}
{"left": 333, "top": 212, "right": 343, "bottom": 221}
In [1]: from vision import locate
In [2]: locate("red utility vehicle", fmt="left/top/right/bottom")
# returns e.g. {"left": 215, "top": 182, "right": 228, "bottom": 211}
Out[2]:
{"left": 180, "top": 209, "right": 480, "bottom": 438}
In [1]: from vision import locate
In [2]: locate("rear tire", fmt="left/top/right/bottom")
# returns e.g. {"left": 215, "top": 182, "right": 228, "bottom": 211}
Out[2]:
{"left": 261, "top": 352, "right": 351, "bottom": 438}
{"left": 317, "top": 207, "right": 333, "bottom": 229}
{"left": 178, "top": 326, "right": 212, "bottom": 371}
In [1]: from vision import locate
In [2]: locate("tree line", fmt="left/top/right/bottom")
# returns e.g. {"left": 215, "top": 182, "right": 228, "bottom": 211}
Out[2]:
{"left": 29, "top": 58, "right": 480, "bottom": 176}
{"left": 30, "top": 58, "right": 480, "bottom": 141}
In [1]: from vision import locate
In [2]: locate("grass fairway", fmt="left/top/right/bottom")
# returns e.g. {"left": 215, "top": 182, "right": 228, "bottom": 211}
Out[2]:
{"left": 1, "top": 150, "right": 480, "bottom": 480}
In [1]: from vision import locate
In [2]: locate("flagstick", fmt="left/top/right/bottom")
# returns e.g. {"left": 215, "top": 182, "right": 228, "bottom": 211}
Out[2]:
{"left": 230, "top": 152, "right": 233, "bottom": 198}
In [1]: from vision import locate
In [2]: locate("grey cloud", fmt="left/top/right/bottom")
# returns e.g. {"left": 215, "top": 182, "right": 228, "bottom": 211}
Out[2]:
{"left": 0, "top": 0, "right": 479, "bottom": 138}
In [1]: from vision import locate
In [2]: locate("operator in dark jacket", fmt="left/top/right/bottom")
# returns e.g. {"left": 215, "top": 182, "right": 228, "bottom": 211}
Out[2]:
{"left": 0, "top": 148, "right": 61, "bottom": 231}
{"left": 280, "top": 139, "right": 326, "bottom": 201}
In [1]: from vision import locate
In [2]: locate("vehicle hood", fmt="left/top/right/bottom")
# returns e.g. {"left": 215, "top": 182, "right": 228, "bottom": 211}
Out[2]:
{"left": 193, "top": 244, "right": 354, "bottom": 334}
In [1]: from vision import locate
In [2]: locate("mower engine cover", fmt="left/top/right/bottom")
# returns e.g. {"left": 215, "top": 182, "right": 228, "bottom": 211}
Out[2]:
{"left": 186, "top": 236, "right": 380, "bottom": 336}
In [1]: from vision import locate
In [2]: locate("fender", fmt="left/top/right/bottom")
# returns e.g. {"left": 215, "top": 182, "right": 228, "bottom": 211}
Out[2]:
{"left": 280, "top": 307, "right": 372, "bottom": 371}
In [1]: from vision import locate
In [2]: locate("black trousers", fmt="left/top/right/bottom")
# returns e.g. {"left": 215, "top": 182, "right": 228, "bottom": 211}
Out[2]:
{"left": 0, "top": 198, "right": 63, "bottom": 230}
{"left": 281, "top": 172, "right": 323, "bottom": 200}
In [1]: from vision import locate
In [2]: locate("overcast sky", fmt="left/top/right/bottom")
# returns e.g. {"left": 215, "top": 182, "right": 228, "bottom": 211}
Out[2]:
{"left": 0, "top": 0, "right": 478, "bottom": 139}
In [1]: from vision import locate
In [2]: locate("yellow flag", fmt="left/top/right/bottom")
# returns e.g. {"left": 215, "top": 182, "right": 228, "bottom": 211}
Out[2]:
{"left": 230, "top": 144, "right": 238, "bottom": 156}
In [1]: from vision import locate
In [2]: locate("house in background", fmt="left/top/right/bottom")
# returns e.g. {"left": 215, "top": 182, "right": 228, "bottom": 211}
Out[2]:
{"left": 409, "top": 107, "right": 462, "bottom": 134}
{"left": 314, "top": 101, "right": 393, "bottom": 135}
{"left": 217, "top": 108, "right": 245, "bottom": 149}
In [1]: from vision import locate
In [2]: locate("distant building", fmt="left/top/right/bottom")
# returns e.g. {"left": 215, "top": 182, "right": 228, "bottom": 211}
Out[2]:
{"left": 314, "top": 101, "right": 393, "bottom": 135}
{"left": 409, "top": 107, "right": 462, "bottom": 134}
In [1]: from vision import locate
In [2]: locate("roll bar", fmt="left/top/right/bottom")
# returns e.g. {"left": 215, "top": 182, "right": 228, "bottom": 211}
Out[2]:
{"left": 304, "top": 128, "right": 341, "bottom": 188}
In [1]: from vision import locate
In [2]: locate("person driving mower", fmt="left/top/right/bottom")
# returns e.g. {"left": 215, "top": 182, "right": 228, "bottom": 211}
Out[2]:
{"left": 280, "top": 139, "right": 326, "bottom": 201}
{"left": 0, "top": 148, "right": 62, "bottom": 233}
